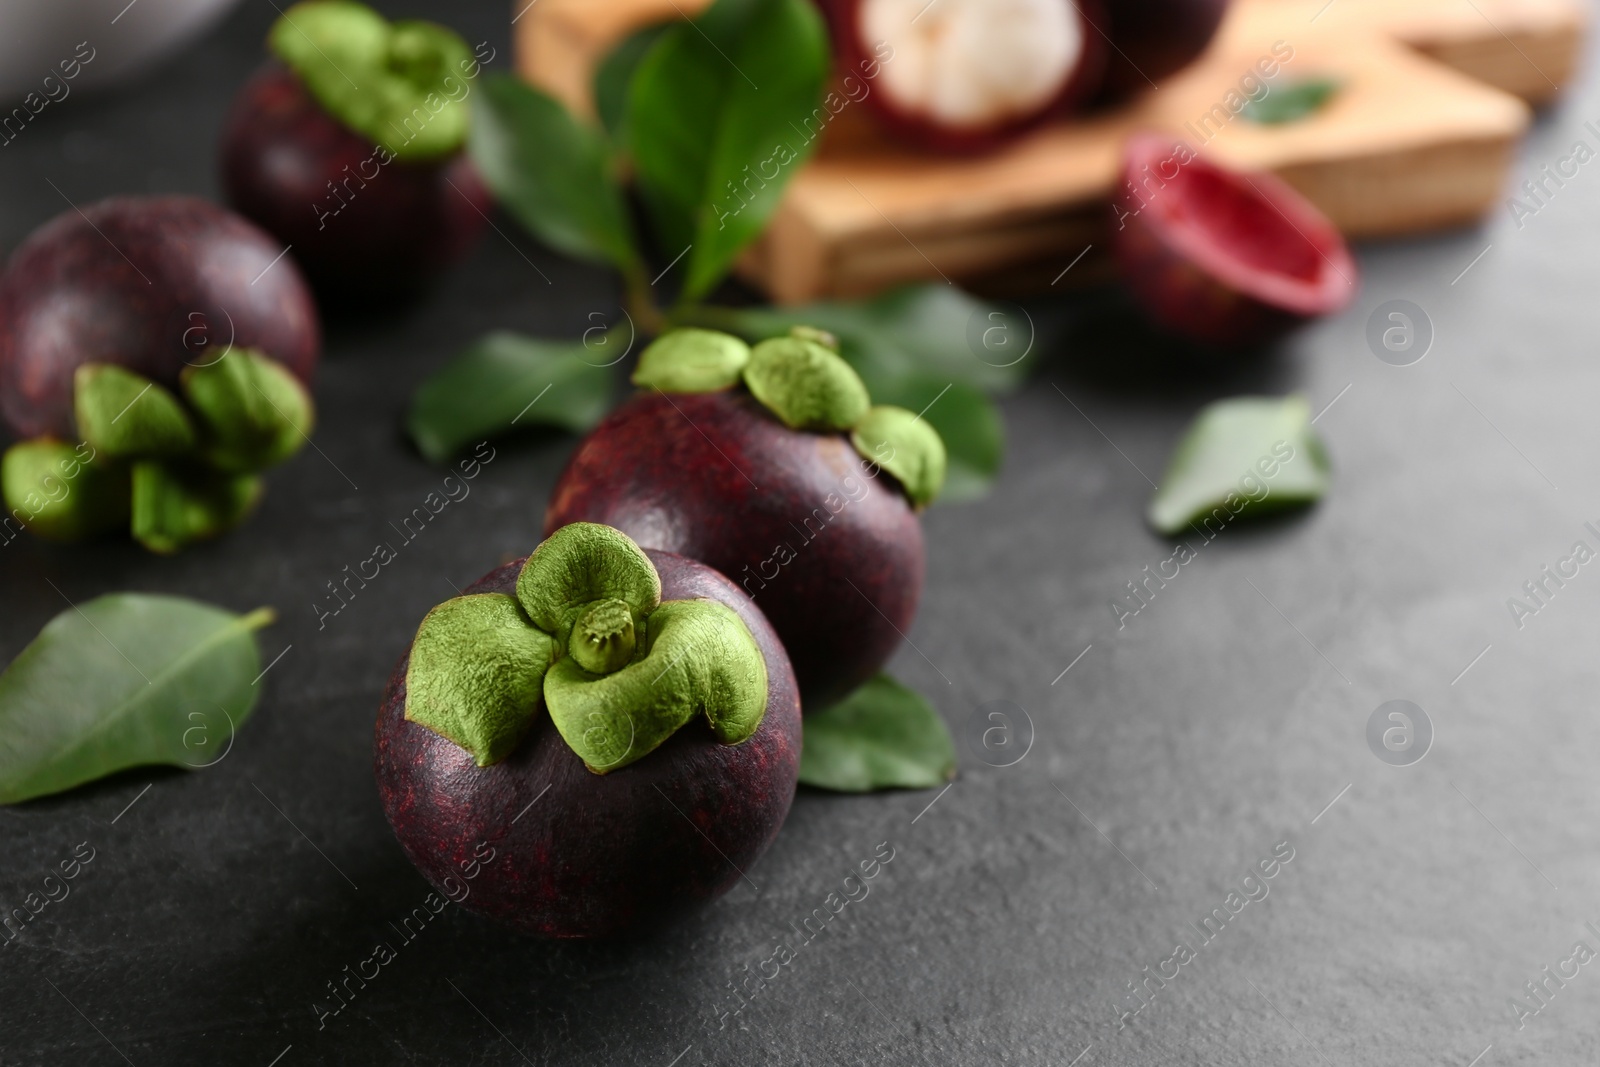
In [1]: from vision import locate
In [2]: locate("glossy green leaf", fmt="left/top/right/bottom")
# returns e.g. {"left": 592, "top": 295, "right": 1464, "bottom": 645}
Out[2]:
{"left": 0, "top": 595, "right": 274, "bottom": 804}
{"left": 407, "top": 331, "right": 616, "bottom": 463}
{"left": 799, "top": 674, "right": 956, "bottom": 793}
{"left": 1147, "top": 395, "right": 1330, "bottom": 536}
{"left": 594, "top": 21, "right": 672, "bottom": 139}
{"left": 469, "top": 75, "right": 639, "bottom": 269}
{"left": 1242, "top": 77, "right": 1343, "bottom": 125}
{"left": 626, "top": 0, "right": 829, "bottom": 301}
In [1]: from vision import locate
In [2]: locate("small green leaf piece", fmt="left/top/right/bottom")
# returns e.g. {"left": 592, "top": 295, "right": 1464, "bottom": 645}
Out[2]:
{"left": 631, "top": 328, "right": 750, "bottom": 393}
{"left": 1, "top": 440, "right": 130, "bottom": 542}
{"left": 404, "top": 594, "right": 553, "bottom": 766}
{"left": 626, "top": 0, "right": 830, "bottom": 300}
{"left": 544, "top": 597, "right": 767, "bottom": 773}
{"left": 0, "top": 594, "right": 273, "bottom": 804}
{"left": 74, "top": 364, "right": 197, "bottom": 459}
{"left": 1147, "top": 395, "right": 1330, "bottom": 536}
{"left": 595, "top": 21, "right": 672, "bottom": 139}
{"left": 851, "top": 406, "right": 947, "bottom": 508}
{"left": 130, "top": 461, "right": 262, "bottom": 554}
{"left": 798, "top": 675, "right": 956, "bottom": 793}
{"left": 1242, "top": 77, "right": 1343, "bottom": 125}
{"left": 743, "top": 336, "right": 870, "bottom": 431}
{"left": 181, "top": 348, "right": 314, "bottom": 472}
{"left": 568, "top": 598, "right": 638, "bottom": 675}
{"left": 406, "top": 331, "right": 616, "bottom": 463}
{"left": 469, "top": 75, "right": 640, "bottom": 268}
{"left": 268, "top": 1, "right": 475, "bottom": 160}
{"left": 516, "top": 522, "right": 662, "bottom": 641}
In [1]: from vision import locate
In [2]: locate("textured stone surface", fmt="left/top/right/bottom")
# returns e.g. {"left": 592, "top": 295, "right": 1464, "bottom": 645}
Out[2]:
{"left": 2, "top": 4, "right": 1600, "bottom": 1065}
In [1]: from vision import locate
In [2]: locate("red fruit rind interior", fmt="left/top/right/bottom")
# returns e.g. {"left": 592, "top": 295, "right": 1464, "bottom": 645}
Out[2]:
{"left": 1123, "top": 134, "right": 1356, "bottom": 317}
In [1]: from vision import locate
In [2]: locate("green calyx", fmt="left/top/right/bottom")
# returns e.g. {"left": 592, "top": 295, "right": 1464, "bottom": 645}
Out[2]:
{"left": 743, "top": 335, "right": 869, "bottom": 431}
{"left": 181, "top": 348, "right": 315, "bottom": 471}
{"left": 403, "top": 522, "right": 769, "bottom": 773}
{"left": 75, "top": 365, "right": 197, "bottom": 458}
{"left": 631, "top": 329, "right": 750, "bottom": 393}
{"left": 851, "top": 406, "right": 947, "bottom": 508}
{"left": 0, "top": 350, "right": 320, "bottom": 553}
{"left": 130, "top": 461, "right": 263, "bottom": 554}
{"left": 405, "top": 594, "right": 554, "bottom": 767}
{"left": 268, "top": 1, "right": 475, "bottom": 161}
{"left": 0, "top": 440, "right": 130, "bottom": 542}
{"left": 629, "top": 326, "right": 946, "bottom": 506}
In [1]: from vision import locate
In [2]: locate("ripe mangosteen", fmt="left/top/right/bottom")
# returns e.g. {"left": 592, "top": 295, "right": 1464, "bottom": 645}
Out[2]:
{"left": 220, "top": 2, "right": 490, "bottom": 300}
{"left": 374, "top": 522, "right": 802, "bottom": 939}
{"left": 1100, "top": 0, "right": 1231, "bottom": 99}
{"left": 1111, "top": 135, "right": 1357, "bottom": 347}
{"left": 826, "top": 0, "right": 1106, "bottom": 153}
{"left": 0, "top": 196, "right": 319, "bottom": 551}
{"left": 545, "top": 328, "right": 947, "bottom": 710}
{"left": 0, "top": 195, "right": 318, "bottom": 441}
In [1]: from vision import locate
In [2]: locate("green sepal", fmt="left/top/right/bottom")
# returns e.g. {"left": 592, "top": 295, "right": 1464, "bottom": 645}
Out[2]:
{"left": 850, "top": 405, "right": 947, "bottom": 508}
{"left": 544, "top": 598, "right": 767, "bottom": 773}
{"left": 129, "top": 461, "right": 262, "bottom": 554}
{"left": 631, "top": 329, "right": 750, "bottom": 393}
{"left": 742, "top": 336, "right": 870, "bottom": 431}
{"left": 74, "top": 364, "right": 197, "bottom": 459}
{"left": 0, "top": 440, "right": 130, "bottom": 542}
{"left": 404, "top": 593, "right": 554, "bottom": 766}
{"left": 515, "top": 523, "right": 661, "bottom": 644}
{"left": 268, "top": 1, "right": 475, "bottom": 161}
{"left": 181, "top": 348, "right": 315, "bottom": 472}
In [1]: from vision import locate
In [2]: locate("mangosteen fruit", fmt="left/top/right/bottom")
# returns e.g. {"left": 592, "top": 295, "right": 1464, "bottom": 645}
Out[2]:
{"left": 1100, "top": 0, "right": 1230, "bottom": 99}
{"left": 0, "top": 195, "right": 319, "bottom": 551}
{"left": 220, "top": 2, "right": 490, "bottom": 300}
{"left": 545, "top": 328, "right": 946, "bottom": 710}
{"left": 374, "top": 522, "right": 802, "bottom": 939}
{"left": 1110, "top": 135, "right": 1357, "bottom": 348}
{"left": 826, "top": 0, "right": 1106, "bottom": 153}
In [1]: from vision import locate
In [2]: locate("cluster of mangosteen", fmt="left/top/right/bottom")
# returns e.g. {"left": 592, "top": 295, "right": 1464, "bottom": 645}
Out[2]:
{"left": 378, "top": 327, "right": 948, "bottom": 938}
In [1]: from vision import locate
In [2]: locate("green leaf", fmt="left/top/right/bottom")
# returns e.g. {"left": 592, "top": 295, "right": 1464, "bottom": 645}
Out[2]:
{"left": 469, "top": 75, "right": 639, "bottom": 269}
{"left": 268, "top": 1, "right": 475, "bottom": 160}
{"left": 1242, "top": 77, "right": 1343, "bottom": 125}
{"left": 0, "top": 595, "right": 274, "bottom": 804}
{"left": 626, "top": 0, "right": 829, "bottom": 301}
{"left": 594, "top": 21, "right": 672, "bottom": 140}
{"left": 1147, "top": 395, "right": 1330, "bottom": 536}
{"left": 799, "top": 674, "right": 956, "bottom": 793}
{"left": 406, "top": 331, "right": 616, "bottom": 463}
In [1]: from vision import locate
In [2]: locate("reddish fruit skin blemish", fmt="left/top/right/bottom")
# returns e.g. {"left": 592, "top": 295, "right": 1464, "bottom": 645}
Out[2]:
{"left": 0, "top": 195, "right": 320, "bottom": 441}
{"left": 1111, "top": 134, "right": 1358, "bottom": 347}
{"left": 374, "top": 550, "right": 802, "bottom": 941}
{"left": 545, "top": 391, "right": 925, "bottom": 711}
{"left": 219, "top": 64, "right": 489, "bottom": 301}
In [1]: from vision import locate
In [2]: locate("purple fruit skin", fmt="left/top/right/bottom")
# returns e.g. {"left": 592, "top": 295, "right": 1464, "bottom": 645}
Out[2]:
{"left": 374, "top": 549, "right": 802, "bottom": 940}
{"left": 1102, "top": 0, "right": 1230, "bottom": 98}
{"left": 0, "top": 195, "right": 320, "bottom": 441}
{"left": 545, "top": 391, "right": 925, "bottom": 711}
{"left": 219, "top": 64, "right": 489, "bottom": 300}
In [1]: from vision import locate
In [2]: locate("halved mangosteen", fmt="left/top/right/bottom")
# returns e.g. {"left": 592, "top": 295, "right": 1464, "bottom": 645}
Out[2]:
{"left": 1110, "top": 134, "right": 1357, "bottom": 347}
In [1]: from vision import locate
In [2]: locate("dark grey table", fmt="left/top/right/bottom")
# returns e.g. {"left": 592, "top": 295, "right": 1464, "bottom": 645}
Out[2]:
{"left": 5, "top": 4, "right": 1600, "bottom": 1065}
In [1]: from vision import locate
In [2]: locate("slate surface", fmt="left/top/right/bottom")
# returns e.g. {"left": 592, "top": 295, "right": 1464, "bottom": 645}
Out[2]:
{"left": 4, "top": 4, "right": 1600, "bottom": 1066}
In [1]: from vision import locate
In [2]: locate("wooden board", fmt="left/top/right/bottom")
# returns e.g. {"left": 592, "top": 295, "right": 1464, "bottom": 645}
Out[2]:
{"left": 516, "top": 0, "right": 1586, "bottom": 303}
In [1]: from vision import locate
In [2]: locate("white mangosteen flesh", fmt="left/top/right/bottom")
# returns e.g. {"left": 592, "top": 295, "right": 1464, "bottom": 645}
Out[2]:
{"left": 860, "top": 0, "right": 1085, "bottom": 129}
